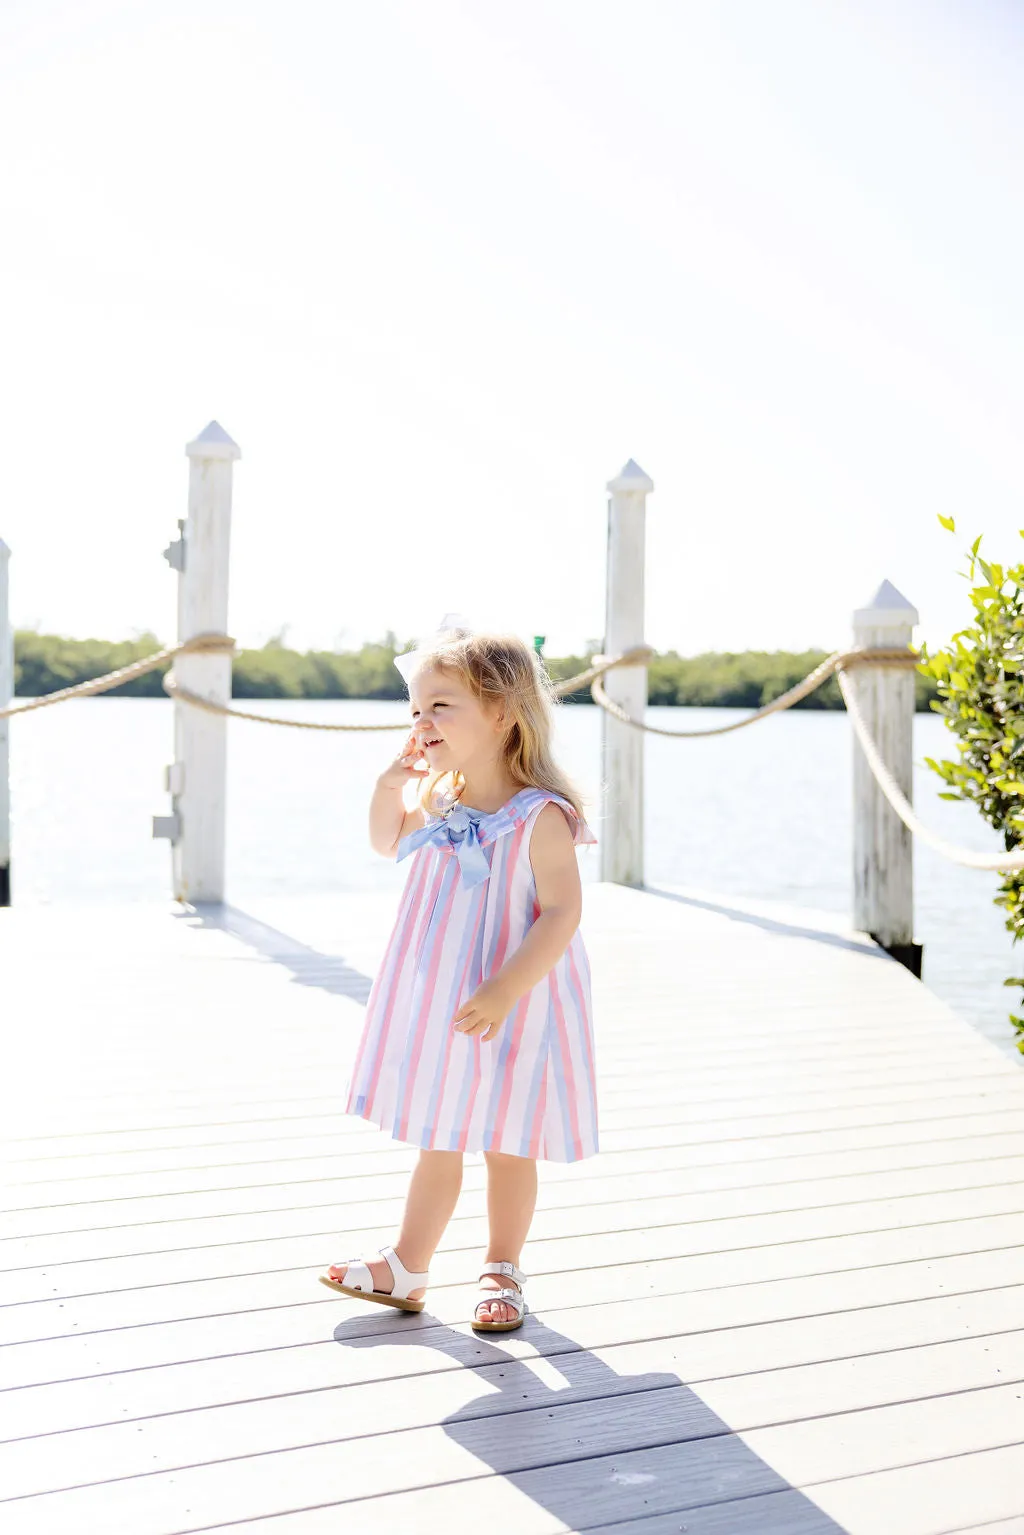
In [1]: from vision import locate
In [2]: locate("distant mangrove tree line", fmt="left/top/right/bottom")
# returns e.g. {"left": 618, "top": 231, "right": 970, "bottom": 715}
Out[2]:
{"left": 11, "top": 629, "right": 939, "bottom": 711}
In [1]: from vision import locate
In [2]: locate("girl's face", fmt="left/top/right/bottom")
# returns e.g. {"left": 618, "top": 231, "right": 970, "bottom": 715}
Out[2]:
{"left": 408, "top": 665, "right": 504, "bottom": 774}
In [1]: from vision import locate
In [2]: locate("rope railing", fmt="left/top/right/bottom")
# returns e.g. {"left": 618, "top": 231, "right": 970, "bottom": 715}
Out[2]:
{"left": 836, "top": 667, "right": 1024, "bottom": 873}
{"left": 4, "top": 631, "right": 1022, "bottom": 873}
{"left": 587, "top": 645, "right": 918, "bottom": 737}
{"left": 0, "top": 633, "right": 236, "bottom": 718}
{"left": 0, "top": 636, "right": 910, "bottom": 727}
{"left": 591, "top": 644, "right": 1024, "bottom": 872}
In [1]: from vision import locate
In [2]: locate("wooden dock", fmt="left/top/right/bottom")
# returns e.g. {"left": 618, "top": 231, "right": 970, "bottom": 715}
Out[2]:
{"left": 2, "top": 883, "right": 1024, "bottom": 1534}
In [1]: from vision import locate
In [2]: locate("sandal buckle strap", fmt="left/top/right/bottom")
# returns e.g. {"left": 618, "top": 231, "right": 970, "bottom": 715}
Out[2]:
{"left": 479, "top": 1260, "right": 527, "bottom": 1287}
{"left": 477, "top": 1287, "right": 525, "bottom": 1317}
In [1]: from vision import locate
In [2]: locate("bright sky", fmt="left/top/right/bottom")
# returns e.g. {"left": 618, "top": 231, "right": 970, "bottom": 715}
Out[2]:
{"left": 2, "top": 0, "right": 1023, "bottom": 658}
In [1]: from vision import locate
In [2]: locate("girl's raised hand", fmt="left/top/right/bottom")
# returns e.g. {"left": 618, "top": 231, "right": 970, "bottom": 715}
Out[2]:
{"left": 379, "top": 732, "right": 430, "bottom": 790}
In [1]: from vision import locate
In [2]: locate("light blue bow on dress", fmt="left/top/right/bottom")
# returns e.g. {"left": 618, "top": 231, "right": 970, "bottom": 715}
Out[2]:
{"left": 396, "top": 804, "right": 492, "bottom": 888}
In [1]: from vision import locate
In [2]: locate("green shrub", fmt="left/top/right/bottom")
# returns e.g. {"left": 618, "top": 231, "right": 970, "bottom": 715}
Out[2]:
{"left": 917, "top": 517, "right": 1024, "bottom": 1052}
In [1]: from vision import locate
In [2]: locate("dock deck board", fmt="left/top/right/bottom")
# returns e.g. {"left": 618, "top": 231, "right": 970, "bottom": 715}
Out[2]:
{"left": 2, "top": 882, "right": 1023, "bottom": 1534}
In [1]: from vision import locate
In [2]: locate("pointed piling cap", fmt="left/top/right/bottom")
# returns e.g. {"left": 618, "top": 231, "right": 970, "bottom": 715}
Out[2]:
{"left": 854, "top": 578, "right": 919, "bottom": 631}
{"left": 186, "top": 420, "right": 241, "bottom": 461}
{"left": 607, "top": 459, "right": 654, "bottom": 495}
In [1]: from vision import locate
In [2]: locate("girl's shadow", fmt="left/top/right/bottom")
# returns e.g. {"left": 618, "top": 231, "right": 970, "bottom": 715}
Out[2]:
{"left": 334, "top": 1308, "right": 846, "bottom": 1533}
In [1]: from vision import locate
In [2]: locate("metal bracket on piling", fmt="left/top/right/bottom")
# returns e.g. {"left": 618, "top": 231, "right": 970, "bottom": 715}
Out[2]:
{"left": 162, "top": 519, "right": 186, "bottom": 572}
{"left": 152, "top": 814, "right": 181, "bottom": 843}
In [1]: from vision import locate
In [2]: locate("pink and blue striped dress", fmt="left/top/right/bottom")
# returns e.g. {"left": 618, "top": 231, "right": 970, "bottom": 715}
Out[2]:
{"left": 345, "top": 786, "right": 599, "bottom": 1162}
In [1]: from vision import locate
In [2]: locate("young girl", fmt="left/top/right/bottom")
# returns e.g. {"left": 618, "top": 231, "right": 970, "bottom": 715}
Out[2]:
{"left": 320, "top": 627, "right": 599, "bottom": 1331}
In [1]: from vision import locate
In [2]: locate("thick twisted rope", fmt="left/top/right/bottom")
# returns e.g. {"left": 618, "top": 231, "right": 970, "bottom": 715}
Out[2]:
{"left": 835, "top": 666, "right": 1024, "bottom": 873}
{"left": 588, "top": 645, "right": 918, "bottom": 736}
{"left": 596, "top": 644, "right": 1024, "bottom": 872}
{"left": 161, "top": 675, "right": 406, "bottom": 730}
{"left": 0, "top": 633, "right": 236, "bottom": 718}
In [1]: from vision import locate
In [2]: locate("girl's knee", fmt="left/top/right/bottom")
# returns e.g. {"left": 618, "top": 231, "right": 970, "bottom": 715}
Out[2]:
{"left": 418, "top": 1147, "right": 463, "bottom": 1166}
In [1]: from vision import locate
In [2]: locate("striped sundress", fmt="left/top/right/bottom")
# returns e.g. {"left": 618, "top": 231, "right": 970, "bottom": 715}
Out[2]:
{"left": 345, "top": 786, "right": 599, "bottom": 1162}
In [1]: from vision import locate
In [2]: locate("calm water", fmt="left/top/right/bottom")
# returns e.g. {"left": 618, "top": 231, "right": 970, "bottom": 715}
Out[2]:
{"left": 7, "top": 697, "right": 1022, "bottom": 1061}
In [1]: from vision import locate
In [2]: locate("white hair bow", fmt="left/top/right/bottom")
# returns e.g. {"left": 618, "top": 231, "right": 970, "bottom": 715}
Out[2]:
{"left": 393, "top": 612, "right": 474, "bottom": 685}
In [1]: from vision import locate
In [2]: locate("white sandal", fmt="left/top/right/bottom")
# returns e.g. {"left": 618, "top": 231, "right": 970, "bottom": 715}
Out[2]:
{"left": 473, "top": 1260, "right": 528, "bottom": 1332}
{"left": 318, "top": 1245, "right": 430, "bottom": 1313}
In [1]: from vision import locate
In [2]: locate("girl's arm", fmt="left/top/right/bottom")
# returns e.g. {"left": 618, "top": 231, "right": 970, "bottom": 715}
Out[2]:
{"left": 453, "top": 804, "right": 582, "bottom": 1039}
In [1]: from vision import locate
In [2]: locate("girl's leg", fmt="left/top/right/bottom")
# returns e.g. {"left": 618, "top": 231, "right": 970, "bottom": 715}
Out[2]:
{"left": 328, "top": 1148, "right": 463, "bottom": 1302}
{"left": 478, "top": 1149, "right": 538, "bottom": 1324}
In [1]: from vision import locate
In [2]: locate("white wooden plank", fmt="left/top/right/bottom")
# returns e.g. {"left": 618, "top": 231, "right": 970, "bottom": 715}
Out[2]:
{"left": 808, "top": 1443, "right": 1024, "bottom": 1535}
{"left": 7, "top": 1157, "right": 1024, "bottom": 1269}
{"left": 4, "top": 1208, "right": 1023, "bottom": 1347}
{"left": 6, "top": 1094, "right": 1023, "bottom": 1196}
{"left": 4, "top": 1181, "right": 1024, "bottom": 1307}
{"left": 0, "top": 1395, "right": 794, "bottom": 1533}
{"left": 583, "top": 1494, "right": 846, "bottom": 1535}
{"left": 6, "top": 1113, "right": 1020, "bottom": 1213}
{"left": 2, "top": 1272, "right": 1021, "bottom": 1446}
{"left": 6, "top": 1133, "right": 1024, "bottom": 1240}
{"left": 5, "top": 1241, "right": 1022, "bottom": 1394}
{"left": 742, "top": 1384, "right": 1024, "bottom": 1487}
{"left": 149, "top": 1482, "right": 842, "bottom": 1535}
{"left": 946, "top": 1521, "right": 1024, "bottom": 1535}
{"left": 4, "top": 1313, "right": 1022, "bottom": 1506}
{"left": 2, "top": 1049, "right": 1013, "bottom": 1160}
{"left": 12, "top": 1391, "right": 1019, "bottom": 1535}
{"left": 2, "top": 1297, "right": 1021, "bottom": 1489}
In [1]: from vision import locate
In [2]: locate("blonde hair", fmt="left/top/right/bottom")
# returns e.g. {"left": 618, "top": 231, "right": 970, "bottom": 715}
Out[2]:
{"left": 405, "top": 630, "right": 590, "bottom": 830}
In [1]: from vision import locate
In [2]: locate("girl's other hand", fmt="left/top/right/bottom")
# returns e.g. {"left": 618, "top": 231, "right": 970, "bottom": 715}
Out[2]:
{"left": 378, "top": 732, "right": 430, "bottom": 790}
{"left": 452, "top": 978, "right": 516, "bottom": 1042}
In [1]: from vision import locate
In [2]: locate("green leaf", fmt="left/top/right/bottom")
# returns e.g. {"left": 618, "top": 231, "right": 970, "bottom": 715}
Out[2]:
{"left": 938, "top": 514, "right": 956, "bottom": 532}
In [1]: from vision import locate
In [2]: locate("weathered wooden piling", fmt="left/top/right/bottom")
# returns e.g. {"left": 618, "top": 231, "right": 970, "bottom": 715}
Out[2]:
{"left": 153, "top": 421, "right": 240, "bottom": 903}
{"left": 850, "top": 579, "right": 922, "bottom": 974}
{"left": 600, "top": 459, "right": 653, "bottom": 888}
